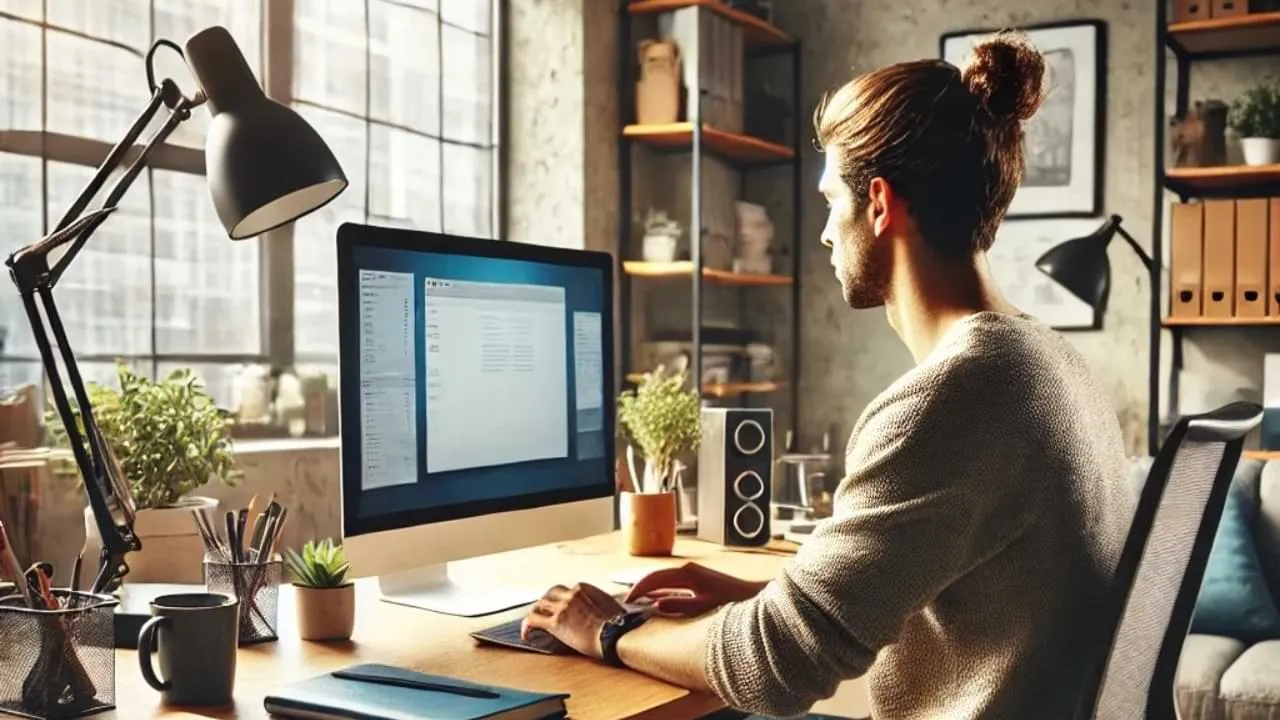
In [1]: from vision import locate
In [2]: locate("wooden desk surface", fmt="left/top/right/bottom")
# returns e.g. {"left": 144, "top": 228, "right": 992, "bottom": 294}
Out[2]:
{"left": 107, "top": 532, "right": 797, "bottom": 720}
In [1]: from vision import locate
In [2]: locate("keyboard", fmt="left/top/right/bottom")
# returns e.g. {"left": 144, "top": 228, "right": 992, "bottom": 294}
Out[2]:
{"left": 471, "top": 595, "right": 654, "bottom": 654}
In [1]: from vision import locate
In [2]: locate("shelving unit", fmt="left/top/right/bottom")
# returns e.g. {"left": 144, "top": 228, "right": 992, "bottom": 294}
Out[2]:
{"left": 1154, "top": 6, "right": 1280, "bottom": 454}
{"left": 617, "top": 1, "right": 802, "bottom": 428}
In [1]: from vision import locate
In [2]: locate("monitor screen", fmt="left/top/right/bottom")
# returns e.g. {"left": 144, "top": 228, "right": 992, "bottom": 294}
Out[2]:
{"left": 336, "top": 224, "right": 615, "bottom": 537}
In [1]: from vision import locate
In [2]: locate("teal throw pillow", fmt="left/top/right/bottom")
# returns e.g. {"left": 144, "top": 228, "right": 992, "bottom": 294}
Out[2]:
{"left": 1190, "top": 483, "right": 1280, "bottom": 642}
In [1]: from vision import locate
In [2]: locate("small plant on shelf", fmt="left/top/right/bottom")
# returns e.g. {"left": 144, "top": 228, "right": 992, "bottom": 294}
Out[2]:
{"left": 284, "top": 538, "right": 355, "bottom": 642}
{"left": 617, "top": 363, "right": 701, "bottom": 494}
{"left": 639, "top": 208, "right": 682, "bottom": 263}
{"left": 1231, "top": 78, "right": 1280, "bottom": 165}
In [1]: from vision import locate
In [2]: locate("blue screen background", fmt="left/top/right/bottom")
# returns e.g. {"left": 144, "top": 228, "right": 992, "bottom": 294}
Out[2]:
{"left": 342, "top": 245, "right": 609, "bottom": 522}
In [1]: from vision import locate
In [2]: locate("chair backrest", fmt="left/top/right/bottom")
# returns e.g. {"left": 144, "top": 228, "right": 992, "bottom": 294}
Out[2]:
{"left": 1078, "top": 401, "right": 1261, "bottom": 720}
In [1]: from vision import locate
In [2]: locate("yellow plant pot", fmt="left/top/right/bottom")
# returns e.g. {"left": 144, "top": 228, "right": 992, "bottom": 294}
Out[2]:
{"left": 620, "top": 491, "right": 677, "bottom": 557}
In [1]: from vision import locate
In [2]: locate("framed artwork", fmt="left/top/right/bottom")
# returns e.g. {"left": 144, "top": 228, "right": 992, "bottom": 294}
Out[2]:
{"left": 988, "top": 218, "right": 1104, "bottom": 330}
{"left": 940, "top": 19, "right": 1106, "bottom": 219}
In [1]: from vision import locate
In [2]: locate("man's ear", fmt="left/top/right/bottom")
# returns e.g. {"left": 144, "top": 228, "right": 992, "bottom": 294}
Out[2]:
{"left": 866, "top": 177, "right": 894, "bottom": 237}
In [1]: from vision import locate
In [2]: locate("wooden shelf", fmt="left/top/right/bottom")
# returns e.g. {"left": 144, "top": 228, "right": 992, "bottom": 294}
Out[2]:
{"left": 628, "top": 0, "right": 791, "bottom": 47}
{"left": 1162, "top": 316, "right": 1280, "bottom": 327}
{"left": 625, "top": 373, "right": 783, "bottom": 397}
{"left": 623, "top": 123, "right": 795, "bottom": 164}
{"left": 1164, "top": 163, "right": 1280, "bottom": 195}
{"left": 1167, "top": 12, "right": 1280, "bottom": 57}
{"left": 1244, "top": 450, "right": 1280, "bottom": 460}
{"left": 624, "top": 260, "right": 792, "bottom": 286}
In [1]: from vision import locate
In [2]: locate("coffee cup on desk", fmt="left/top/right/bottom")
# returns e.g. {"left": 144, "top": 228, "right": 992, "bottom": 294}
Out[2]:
{"left": 137, "top": 592, "right": 239, "bottom": 706}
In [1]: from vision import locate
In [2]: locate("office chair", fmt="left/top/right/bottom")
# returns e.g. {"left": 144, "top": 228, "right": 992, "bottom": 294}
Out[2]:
{"left": 1075, "top": 400, "right": 1262, "bottom": 720}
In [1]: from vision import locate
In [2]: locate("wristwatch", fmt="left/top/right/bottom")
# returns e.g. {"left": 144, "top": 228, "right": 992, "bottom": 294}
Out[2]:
{"left": 599, "top": 610, "right": 648, "bottom": 668}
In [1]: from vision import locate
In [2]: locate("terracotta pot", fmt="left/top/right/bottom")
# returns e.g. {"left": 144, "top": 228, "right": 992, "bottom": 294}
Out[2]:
{"left": 620, "top": 491, "right": 677, "bottom": 557}
{"left": 295, "top": 583, "right": 355, "bottom": 641}
{"left": 82, "top": 495, "right": 217, "bottom": 586}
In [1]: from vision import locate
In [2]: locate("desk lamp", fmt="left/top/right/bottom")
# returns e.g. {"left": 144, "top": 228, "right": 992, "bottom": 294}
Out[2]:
{"left": 1034, "top": 214, "right": 1153, "bottom": 321}
{"left": 3, "top": 26, "right": 347, "bottom": 592}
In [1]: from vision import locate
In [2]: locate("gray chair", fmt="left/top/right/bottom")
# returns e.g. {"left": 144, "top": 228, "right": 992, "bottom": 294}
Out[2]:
{"left": 1076, "top": 401, "right": 1263, "bottom": 719}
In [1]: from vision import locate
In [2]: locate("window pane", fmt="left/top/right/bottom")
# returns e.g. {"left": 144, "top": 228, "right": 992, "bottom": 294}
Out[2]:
{"left": 370, "top": 125, "right": 440, "bottom": 232}
{"left": 47, "top": 161, "right": 152, "bottom": 357}
{"left": 0, "top": 153, "right": 42, "bottom": 360}
{"left": 45, "top": 30, "right": 147, "bottom": 144}
{"left": 441, "top": 0, "right": 489, "bottom": 36}
{"left": 47, "top": 0, "right": 149, "bottom": 50}
{"left": 442, "top": 143, "right": 490, "bottom": 238}
{"left": 0, "top": 0, "right": 42, "bottom": 20}
{"left": 293, "top": 204, "right": 361, "bottom": 358}
{"left": 0, "top": 362, "right": 41, "bottom": 399}
{"left": 293, "top": 0, "right": 367, "bottom": 115}
{"left": 156, "top": 360, "right": 240, "bottom": 409}
{"left": 0, "top": 18, "right": 42, "bottom": 131}
{"left": 441, "top": 24, "right": 490, "bottom": 145}
{"left": 369, "top": 0, "right": 439, "bottom": 135}
{"left": 153, "top": 0, "right": 264, "bottom": 149}
{"left": 153, "top": 170, "right": 260, "bottom": 354}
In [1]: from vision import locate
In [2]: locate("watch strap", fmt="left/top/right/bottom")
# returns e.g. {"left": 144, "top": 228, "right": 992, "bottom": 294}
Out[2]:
{"left": 599, "top": 611, "right": 647, "bottom": 668}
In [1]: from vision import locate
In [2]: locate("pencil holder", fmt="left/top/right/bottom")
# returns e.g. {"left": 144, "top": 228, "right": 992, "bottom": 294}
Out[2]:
{"left": 0, "top": 591, "right": 118, "bottom": 720}
{"left": 203, "top": 555, "right": 282, "bottom": 645}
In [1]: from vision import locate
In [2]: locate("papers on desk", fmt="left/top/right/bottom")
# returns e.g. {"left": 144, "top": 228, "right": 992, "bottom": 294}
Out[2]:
{"left": 263, "top": 662, "right": 568, "bottom": 719}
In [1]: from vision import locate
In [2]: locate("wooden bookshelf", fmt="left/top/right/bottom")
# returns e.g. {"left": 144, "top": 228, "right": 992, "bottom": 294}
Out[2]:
{"left": 623, "top": 123, "right": 794, "bottom": 164}
{"left": 1164, "top": 163, "right": 1280, "bottom": 195}
{"left": 623, "top": 260, "right": 792, "bottom": 286}
{"left": 1162, "top": 316, "right": 1280, "bottom": 328}
{"left": 627, "top": 0, "right": 792, "bottom": 47}
{"left": 625, "top": 373, "right": 783, "bottom": 397}
{"left": 1167, "top": 12, "right": 1280, "bottom": 56}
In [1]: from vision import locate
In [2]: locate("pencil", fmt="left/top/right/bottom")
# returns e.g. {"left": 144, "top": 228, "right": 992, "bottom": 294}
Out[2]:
{"left": 0, "top": 520, "right": 30, "bottom": 605}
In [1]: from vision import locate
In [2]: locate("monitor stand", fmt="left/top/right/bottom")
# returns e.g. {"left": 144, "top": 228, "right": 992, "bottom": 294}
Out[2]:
{"left": 376, "top": 562, "right": 542, "bottom": 617}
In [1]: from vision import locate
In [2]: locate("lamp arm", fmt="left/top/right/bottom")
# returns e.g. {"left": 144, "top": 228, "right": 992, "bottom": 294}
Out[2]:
{"left": 1114, "top": 222, "right": 1155, "bottom": 274}
{"left": 3, "top": 75, "right": 199, "bottom": 592}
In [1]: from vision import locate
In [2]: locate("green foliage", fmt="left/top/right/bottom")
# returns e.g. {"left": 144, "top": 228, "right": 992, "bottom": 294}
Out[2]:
{"left": 617, "top": 364, "right": 701, "bottom": 487}
{"left": 284, "top": 538, "right": 350, "bottom": 588}
{"left": 45, "top": 361, "right": 240, "bottom": 509}
{"left": 1231, "top": 79, "right": 1280, "bottom": 138}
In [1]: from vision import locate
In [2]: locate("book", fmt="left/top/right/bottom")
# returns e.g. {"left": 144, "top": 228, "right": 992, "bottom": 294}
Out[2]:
{"left": 263, "top": 663, "right": 568, "bottom": 720}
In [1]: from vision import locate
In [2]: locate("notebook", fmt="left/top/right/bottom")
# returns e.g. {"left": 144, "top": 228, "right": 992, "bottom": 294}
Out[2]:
{"left": 262, "top": 662, "right": 568, "bottom": 720}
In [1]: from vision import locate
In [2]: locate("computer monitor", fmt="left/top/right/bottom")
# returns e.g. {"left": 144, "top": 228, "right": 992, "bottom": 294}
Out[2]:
{"left": 335, "top": 222, "right": 616, "bottom": 617}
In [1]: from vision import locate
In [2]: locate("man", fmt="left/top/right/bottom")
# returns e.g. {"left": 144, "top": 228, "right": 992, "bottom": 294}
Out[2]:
{"left": 522, "top": 32, "right": 1134, "bottom": 719}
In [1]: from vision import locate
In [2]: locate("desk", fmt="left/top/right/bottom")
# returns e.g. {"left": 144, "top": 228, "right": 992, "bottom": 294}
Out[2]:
{"left": 109, "top": 532, "right": 798, "bottom": 720}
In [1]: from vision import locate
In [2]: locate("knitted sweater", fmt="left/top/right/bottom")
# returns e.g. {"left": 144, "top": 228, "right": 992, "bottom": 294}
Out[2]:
{"left": 703, "top": 311, "right": 1134, "bottom": 719}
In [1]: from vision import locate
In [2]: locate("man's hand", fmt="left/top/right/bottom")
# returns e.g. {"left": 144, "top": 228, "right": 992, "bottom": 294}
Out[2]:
{"left": 624, "top": 563, "right": 768, "bottom": 617}
{"left": 521, "top": 583, "right": 625, "bottom": 659}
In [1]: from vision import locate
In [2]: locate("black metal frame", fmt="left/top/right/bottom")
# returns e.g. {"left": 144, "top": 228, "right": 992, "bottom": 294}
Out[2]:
{"left": 616, "top": 3, "right": 803, "bottom": 437}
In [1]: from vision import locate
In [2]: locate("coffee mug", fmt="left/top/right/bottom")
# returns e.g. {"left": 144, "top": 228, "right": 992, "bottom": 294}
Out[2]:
{"left": 137, "top": 592, "right": 239, "bottom": 706}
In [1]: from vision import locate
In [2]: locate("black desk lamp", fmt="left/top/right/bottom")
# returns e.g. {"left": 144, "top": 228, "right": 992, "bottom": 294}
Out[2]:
{"left": 1034, "top": 214, "right": 1154, "bottom": 321}
{"left": 4, "top": 26, "right": 348, "bottom": 592}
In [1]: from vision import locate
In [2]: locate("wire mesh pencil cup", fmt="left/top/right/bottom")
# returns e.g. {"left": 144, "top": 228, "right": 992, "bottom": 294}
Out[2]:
{"left": 203, "top": 554, "right": 282, "bottom": 645}
{"left": 0, "top": 591, "right": 117, "bottom": 720}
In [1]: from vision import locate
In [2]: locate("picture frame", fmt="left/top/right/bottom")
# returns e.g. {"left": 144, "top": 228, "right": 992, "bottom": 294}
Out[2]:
{"left": 988, "top": 218, "right": 1105, "bottom": 331}
{"left": 940, "top": 19, "right": 1106, "bottom": 219}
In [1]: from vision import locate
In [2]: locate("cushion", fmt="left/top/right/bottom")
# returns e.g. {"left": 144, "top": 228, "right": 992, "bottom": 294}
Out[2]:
{"left": 1191, "top": 483, "right": 1280, "bottom": 643}
{"left": 1176, "top": 634, "right": 1249, "bottom": 720}
{"left": 1220, "top": 641, "right": 1280, "bottom": 717}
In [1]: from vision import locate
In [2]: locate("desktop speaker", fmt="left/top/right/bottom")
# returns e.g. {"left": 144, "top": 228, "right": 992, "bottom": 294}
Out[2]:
{"left": 696, "top": 407, "right": 773, "bottom": 546}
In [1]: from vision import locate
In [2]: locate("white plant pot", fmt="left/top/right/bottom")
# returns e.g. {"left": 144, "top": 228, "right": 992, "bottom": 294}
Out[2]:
{"left": 82, "top": 495, "right": 218, "bottom": 586}
{"left": 642, "top": 233, "right": 678, "bottom": 263}
{"left": 1241, "top": 137, "right": 1280, "bottom": 166}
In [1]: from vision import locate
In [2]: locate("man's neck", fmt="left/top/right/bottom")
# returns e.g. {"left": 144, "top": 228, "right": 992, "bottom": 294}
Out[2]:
{"left": 885, "top": 250, "right": 1011, "bottom": 364}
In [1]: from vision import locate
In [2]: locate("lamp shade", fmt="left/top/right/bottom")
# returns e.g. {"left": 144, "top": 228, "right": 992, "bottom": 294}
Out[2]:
{"left": 1034, "top": 216, "right": 1120, "bottom": 314}
{"left": 184, "top": 26, "right": 348, "bottom": 240}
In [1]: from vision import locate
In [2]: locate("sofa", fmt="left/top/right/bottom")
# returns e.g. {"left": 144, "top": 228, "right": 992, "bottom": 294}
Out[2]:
{"left": 1125, "top": 456, "right": 1280, "bottom": 719}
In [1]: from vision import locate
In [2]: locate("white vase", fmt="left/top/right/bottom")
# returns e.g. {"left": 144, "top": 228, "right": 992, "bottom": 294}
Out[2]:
{"left": 642, "top": 233, "right": 678, "bottom": 263}
{"left": 1241, "top": 137, "right": 1280, "bottom": 166}
{"left": 82, "top": 495, "right": 218, "bottom": 586}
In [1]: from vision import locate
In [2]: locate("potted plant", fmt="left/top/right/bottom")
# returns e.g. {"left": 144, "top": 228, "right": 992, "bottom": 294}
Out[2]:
{"left": 639, "top": 208, "right": 682, "bottom": 263}
{"left": 46, "top": 361, "right": 240, "bottom": 584}
{"left": 1231, "top": 79, "right": 1280, "bottom": 166}
{"left": 617, "top": 364, "right": 701, "bottom": 556}
{"left": 284, "top": 538, "right": 354, "bottom": 641}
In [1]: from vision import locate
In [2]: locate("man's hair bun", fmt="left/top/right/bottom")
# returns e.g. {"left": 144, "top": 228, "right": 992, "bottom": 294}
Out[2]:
{"left": 961, "top": 31, "right": 1046, "bottom": 124}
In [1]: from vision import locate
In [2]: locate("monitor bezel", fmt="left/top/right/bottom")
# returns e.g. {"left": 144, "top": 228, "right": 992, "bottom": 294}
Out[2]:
{"left": 335, "top": 221, "right": 617, "bottom": 538}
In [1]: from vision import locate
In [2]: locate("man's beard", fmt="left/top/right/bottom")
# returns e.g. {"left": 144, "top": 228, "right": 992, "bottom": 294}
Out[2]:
{"left": 838, "top": 214, "right": 890, "bottom": 309}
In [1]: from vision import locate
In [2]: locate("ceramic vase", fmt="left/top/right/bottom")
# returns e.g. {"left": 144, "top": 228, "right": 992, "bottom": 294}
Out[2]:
{"left": 295, "top": 583, "right": 355, "bottom": 641}
{"left": 1241, "top": 137, "right": 1280, "bottom": 166}
{"left": 620, "top": 491, "right": 677, "bottom": 557}
{"left": 82, "top": 495, "right": 217, "bottom": 585}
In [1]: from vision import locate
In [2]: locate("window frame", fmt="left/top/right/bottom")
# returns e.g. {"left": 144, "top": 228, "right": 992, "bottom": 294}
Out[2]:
{"left": 0, "top": 0, "right": 507, "bottom": 388}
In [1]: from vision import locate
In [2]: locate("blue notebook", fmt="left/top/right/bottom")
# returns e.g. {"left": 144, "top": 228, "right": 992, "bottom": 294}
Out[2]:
{"left": 263, "top": 663, "right": 568, "bottom": 720}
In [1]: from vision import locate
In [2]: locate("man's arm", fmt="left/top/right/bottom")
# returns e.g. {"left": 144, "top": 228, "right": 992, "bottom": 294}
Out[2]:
{"left": 614, "top": 614, "right": 718, "bottom": 692}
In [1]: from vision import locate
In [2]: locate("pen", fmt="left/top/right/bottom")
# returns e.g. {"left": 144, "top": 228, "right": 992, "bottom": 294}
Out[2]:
{"left": 0, "top": 520, "right": 30, "bottom": 605}
{"left": 330, "top": 669, "right": 500, "bottom": 700}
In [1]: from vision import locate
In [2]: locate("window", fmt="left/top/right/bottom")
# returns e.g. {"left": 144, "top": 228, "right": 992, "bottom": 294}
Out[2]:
{"left": 0, "top": 0, "right": 502, "bottom": 416}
